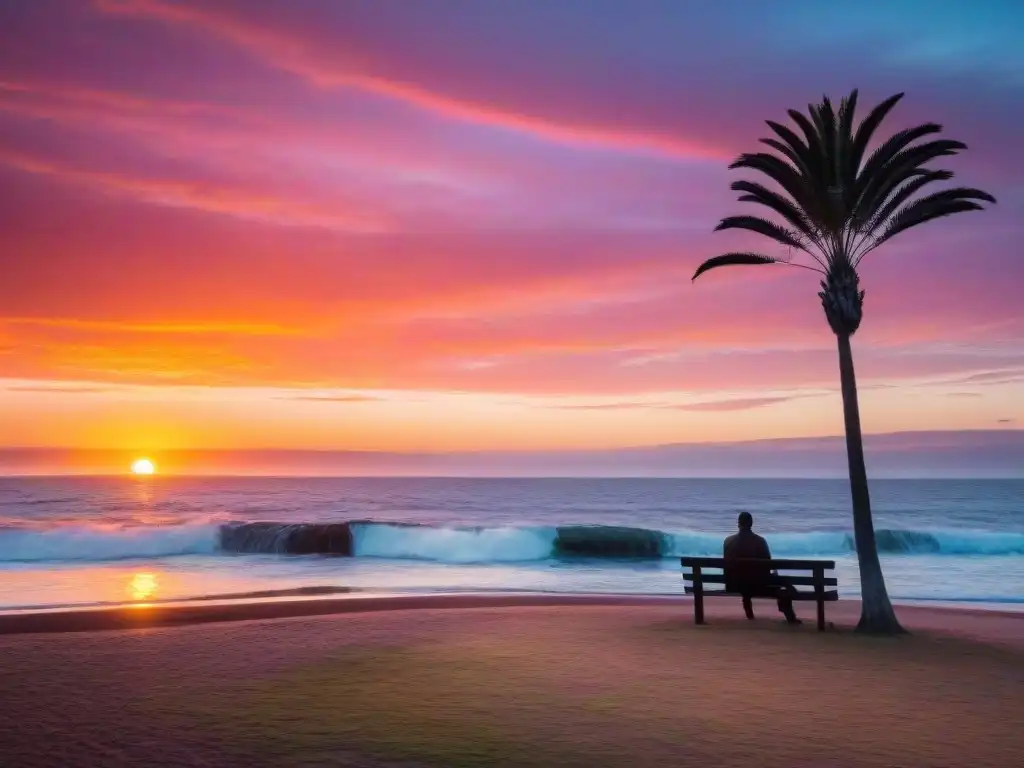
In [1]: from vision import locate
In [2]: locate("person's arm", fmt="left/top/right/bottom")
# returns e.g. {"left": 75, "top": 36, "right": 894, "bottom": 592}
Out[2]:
{"left": 759, "top": 537, "right": 777, "bottom": 574}
{"left": 723, "top": 534, "right": 735, "bottom": 558}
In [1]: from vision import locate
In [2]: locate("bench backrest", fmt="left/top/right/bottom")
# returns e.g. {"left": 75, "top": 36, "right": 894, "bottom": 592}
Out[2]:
{"left": 680, "top": 557, "right": 835, "bottom": 571}
{"left": 681, "top": 556, "right": 837, "bottom": 590}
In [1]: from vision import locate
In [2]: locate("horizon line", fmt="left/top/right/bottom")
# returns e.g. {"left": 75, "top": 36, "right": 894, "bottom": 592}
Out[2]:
{"left": 2, "top": 426, "right": 1021, "bottom": 455}
{"left": 4, "top": 473, "right": 1022, "bottom": 480}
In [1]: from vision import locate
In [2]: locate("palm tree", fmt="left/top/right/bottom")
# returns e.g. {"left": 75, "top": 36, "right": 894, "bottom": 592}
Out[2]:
{"left": 692, "top": 90, "right": 995, "bottom": 634}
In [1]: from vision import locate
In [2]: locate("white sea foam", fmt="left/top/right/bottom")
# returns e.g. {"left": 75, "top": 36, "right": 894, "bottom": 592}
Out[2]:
{"left": 351, "top": 523, "right": 556, "bottom": 563}
{"left": 928, "top": 530, "right": 1024, "bottom": 555}
{"left": 0, "top": 524, "right": 219, "bottom": 562}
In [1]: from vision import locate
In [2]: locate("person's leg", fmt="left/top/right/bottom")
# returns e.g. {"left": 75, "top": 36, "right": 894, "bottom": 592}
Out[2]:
{"left": 777, "top": 589, "right": 798, "bottom": 623}
{"left": 741, "top": 593, "right": 755, "bottom": 620}
{"left": 770, "top": 576, "right": 800, "bottom": 623}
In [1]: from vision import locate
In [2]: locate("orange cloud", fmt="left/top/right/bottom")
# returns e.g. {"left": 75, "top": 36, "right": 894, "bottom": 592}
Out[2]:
{"left": 2, "top": 316, "right": 305, "bottom": 337}
{"left": 281, "top": 394, "right": 384, "bottom": 403}
{"left": 3, "top": 384, "right": 113, "bottom": 394}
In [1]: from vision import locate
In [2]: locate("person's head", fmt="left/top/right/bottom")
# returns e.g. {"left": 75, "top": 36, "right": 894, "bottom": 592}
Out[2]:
{"left": 737, "top": 511, "right": 753, "bottom": 530}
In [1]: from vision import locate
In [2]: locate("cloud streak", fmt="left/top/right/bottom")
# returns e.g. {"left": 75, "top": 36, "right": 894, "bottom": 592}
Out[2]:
{"left": 281, "top": 394, "right": 384, "bottom": 403}
{"left": 91, "top": 0, "right": 1024, "bottom": 180}
{"left": 4, "top": 384, "right": 113, "bottom": 394}
{"left": 93, "top": 0, "right": 729, "bottom": 162}
{"left": 553, "top": 395, "right": 814, "bottom": 412}
{"left": 0, "top": 147, "right": 387, "bottom": 233}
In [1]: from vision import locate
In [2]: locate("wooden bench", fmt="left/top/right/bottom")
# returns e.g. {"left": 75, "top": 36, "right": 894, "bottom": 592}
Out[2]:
{"left": 681, "top": 556, "right": 838, "bottom": 631}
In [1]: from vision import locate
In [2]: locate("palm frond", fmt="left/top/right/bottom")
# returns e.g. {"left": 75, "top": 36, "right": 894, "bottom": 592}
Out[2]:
{"left": 811, "top": 96, "right": 838, "bottom": 190}
{"left": 787, "top": 108, "right": 827, "bottom": 196}
{"left": 729, "top": 152, "right": 818, "bottom": 219}
{"left": 849, "top": 92, "right": 904, "bottom": 177}
{"left": 691, "top": 253, "right": 780, "bottom": 281}
{"left": 871, "top": 187, "right": 997, "bottom": 248}
{"left": 853, "top": 140, "right": 967, "bottom": 224}
{"left": 890, "top": 139, "right": 963, "bottom": 172}
{"left": 864, "top": 168, "right": 950, "bottom": 227}
{"left": 854, "top": 123, "right": 944, "bottom": 197}
{"left": 836, "top": 90, "right": 859, "bottom": 195}
{"left": 812, "top": 98, "right": 849, "bottom": 230}
{"left": 862, "top": 170, "right": 954, "bottom": 237}
{"left": 731, "top": 180, "right": 819, "bottom": 242}
{"left": 764, "top": 120, "right": 811, "bottom": 162}
{"left": 759, "top": 138, "right": 811, "bottom": 178}
{"left": 787, "top": 109, "right": 821, "bottom": 153}
{"left": 715, "top": 215, "right": 805, "bottom": 249}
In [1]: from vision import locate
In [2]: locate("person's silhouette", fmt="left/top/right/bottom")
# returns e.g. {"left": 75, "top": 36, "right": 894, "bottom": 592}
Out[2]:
{"left": 723, "top": 512, "right": 800, "bottom": 624}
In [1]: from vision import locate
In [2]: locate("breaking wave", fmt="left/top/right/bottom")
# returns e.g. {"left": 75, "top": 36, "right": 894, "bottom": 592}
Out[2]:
{"left": 0, "top": 524, "right": 219, "bottom": 562}
{"left": 1, "top": 521, "right": 1021, "bottom": 564}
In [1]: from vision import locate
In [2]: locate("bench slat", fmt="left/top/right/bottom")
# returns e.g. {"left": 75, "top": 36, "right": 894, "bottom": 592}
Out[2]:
{"left": 684, "top": 587, "right": 839, "bottom": 601}
{"left": 680, "top": 556, "right": 836, "bottom": 570}
{"left": 683, "top": 573, "right": 837, "bottom": 587}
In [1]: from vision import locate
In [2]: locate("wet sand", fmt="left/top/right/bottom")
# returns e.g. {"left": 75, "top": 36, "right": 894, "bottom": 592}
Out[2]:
{"left": 1, "top": 597, "right": 1021, "bottom": 767}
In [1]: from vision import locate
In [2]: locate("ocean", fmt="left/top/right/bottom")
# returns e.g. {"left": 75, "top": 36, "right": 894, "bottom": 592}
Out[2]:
{"left": 1, "top": 477, "right": 1022, "bottom": 612}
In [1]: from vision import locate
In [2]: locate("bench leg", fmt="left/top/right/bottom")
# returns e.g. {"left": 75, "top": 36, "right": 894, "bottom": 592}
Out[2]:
{"left": 812, "top": 566, "right": 827, "bottom": 631}
{"left": 693, "top": 567, "right": 705, "bottom": 625}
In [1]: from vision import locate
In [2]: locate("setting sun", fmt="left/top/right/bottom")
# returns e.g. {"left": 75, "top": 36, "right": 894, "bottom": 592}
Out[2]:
{"left": 127, "top": 572, "right": 158, "bottom": 602}
{"left": 131, "top": 458, "right": 156, "bottom": 475}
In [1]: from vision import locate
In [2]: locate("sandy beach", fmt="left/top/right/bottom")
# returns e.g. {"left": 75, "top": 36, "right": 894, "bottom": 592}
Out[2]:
{"left": 1, "top": 596, "right": 1021, "bottom": 767}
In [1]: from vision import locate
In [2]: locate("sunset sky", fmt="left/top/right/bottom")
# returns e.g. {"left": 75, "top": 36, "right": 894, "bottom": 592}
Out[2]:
{"left": 1, "top": 0, "right": 1022, "bottom": 472}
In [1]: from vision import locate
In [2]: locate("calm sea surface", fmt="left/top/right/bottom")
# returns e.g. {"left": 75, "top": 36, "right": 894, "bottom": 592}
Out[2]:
{"left": 1, "top": 477, "right": 1021, "bottom": 611}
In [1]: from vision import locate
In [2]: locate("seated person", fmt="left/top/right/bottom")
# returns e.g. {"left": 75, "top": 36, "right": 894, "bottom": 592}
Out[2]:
{"left": 723, "top": 512, "right": 800, "bottom": 624}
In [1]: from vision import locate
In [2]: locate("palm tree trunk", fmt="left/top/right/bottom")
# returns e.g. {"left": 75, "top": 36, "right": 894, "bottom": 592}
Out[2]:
{"left": 836, "top": 333, "right": 906, "bottom": 634}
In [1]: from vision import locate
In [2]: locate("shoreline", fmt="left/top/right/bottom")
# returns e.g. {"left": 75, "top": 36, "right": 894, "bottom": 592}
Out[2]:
{"left": 2, "top": 592, "right": 1022, "bottom": 640}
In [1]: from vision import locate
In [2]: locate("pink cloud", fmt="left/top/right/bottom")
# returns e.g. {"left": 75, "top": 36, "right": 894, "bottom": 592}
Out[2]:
{"left": 0, "top": 147, "right": 388, "bottom": 232}
{"left": 0, "top": 77, "right": 727, "bottom": 240}
{"left": 89, "top": 0, "right": 1024, "bottom": 185}
{"left": 672, "top": 396, "right": 808, "bottom": 412}
{"left": 93, "top": 0, "right": 730, "bottom": 162}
